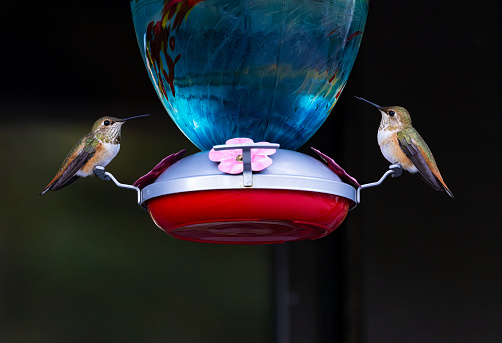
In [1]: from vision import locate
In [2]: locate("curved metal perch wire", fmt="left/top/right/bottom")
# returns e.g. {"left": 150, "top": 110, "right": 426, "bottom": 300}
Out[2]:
{"left": 94, "top": 162, "right": 403, "bottom": 212}
{"left": 353, "top": 164, "right": 403, "bottom": 210}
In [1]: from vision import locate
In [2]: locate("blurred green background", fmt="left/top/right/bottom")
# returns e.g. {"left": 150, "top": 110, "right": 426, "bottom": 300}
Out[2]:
{"left": 0, "top": 2, "right": 273, "bottom": 340}
{"left": 1, "top": 1, "right": 501, "bottom": 343}
{"left": 0, "top": 116, "right": 272, "bottom": 342}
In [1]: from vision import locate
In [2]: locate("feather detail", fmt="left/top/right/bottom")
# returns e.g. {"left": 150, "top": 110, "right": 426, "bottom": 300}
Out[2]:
{"left": 397, "top": 129, "right": 453, "bottom": 197}
{"left": 39, "top": 134, "right": 98, "bottom": 195}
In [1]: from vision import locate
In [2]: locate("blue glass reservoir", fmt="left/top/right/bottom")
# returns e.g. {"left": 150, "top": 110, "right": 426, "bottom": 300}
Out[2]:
{"left": 131, "top": 0, "right": 368, "bottom": 150}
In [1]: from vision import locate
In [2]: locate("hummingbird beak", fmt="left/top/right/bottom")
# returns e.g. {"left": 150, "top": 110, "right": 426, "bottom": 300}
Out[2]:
{"left": 120, "top": 114, "right": 151, "bottom": 122}
{"left": 354, "top": 96, "right": 382, "bottom": 109}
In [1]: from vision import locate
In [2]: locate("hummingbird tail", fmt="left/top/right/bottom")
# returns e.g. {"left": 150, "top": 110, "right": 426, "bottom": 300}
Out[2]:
{"left": 39, "top": 175, "right": 80, "bottom": 196}
{"left": 415, "top": 172, "right": 454, "bottom": 198}
{"left": 442, "top": 183, "right": 454, "bottom": 198}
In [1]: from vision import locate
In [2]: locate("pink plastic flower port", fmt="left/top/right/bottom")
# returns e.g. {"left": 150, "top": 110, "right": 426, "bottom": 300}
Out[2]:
{"left": 209, "top": 138, "right": 277, "bottom": 175}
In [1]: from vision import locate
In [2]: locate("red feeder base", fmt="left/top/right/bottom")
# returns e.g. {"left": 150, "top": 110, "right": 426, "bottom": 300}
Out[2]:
{"left": 147, "top": 188, "right": 351, "bottom": 244}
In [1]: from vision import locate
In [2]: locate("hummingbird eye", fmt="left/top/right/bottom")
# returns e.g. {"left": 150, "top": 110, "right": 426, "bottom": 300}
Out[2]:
{"left": 388, "top": 110, "right": 396, "bottom": 116}
{"left": 103, "top": 120, "right": 111, "bottom": 126}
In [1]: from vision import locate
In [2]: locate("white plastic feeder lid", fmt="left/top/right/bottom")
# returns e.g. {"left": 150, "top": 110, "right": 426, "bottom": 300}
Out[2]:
{"left": 140, "top": 149, "right": 357, "bottom": 206}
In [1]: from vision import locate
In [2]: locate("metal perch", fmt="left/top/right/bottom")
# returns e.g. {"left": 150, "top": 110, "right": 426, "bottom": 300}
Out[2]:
{"left": 354, "top": 164, "right": 403, "bottom": 208}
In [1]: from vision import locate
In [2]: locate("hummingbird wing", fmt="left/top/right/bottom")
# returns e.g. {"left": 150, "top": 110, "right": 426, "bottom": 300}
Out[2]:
{"left": 40, "top": 134, "right": 98, "bottom": 194}
{"left": 397, "top": 129, "right": 453, "bottom": 197}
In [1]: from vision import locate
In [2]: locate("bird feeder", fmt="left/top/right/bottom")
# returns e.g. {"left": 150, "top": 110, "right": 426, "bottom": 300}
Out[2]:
{"left": 95, "top": 154, "right": 402, "bottom": 244}
{"left": 93, "top": 0, "right": 402, "bottom": 244}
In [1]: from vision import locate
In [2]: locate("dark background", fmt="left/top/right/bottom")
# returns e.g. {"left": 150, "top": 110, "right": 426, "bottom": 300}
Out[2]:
{"left": 1, "top": 1, "right": 500, "bottom": 342}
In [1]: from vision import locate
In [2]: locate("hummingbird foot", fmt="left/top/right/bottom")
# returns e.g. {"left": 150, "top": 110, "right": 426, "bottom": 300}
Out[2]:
{"left": 389, "top": 164, "right": 403, "bottom": 177}
{"left": 93, "top": 166, "right": 111, "bottom": 181}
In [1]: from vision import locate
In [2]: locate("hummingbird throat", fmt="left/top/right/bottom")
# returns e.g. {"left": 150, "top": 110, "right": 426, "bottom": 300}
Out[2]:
{"left": 379, "top": 112, "right": 400, "bottom": 131}
{"left": 99, "top": 125, "right": 121, "bottom": 144}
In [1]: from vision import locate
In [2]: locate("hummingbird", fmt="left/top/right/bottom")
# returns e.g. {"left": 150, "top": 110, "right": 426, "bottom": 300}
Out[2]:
{"left": 355, "top": 96, "right": 453, "bottom": 198}
{"left": 40, "top": 114, "right": 150, "bottom": 195}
